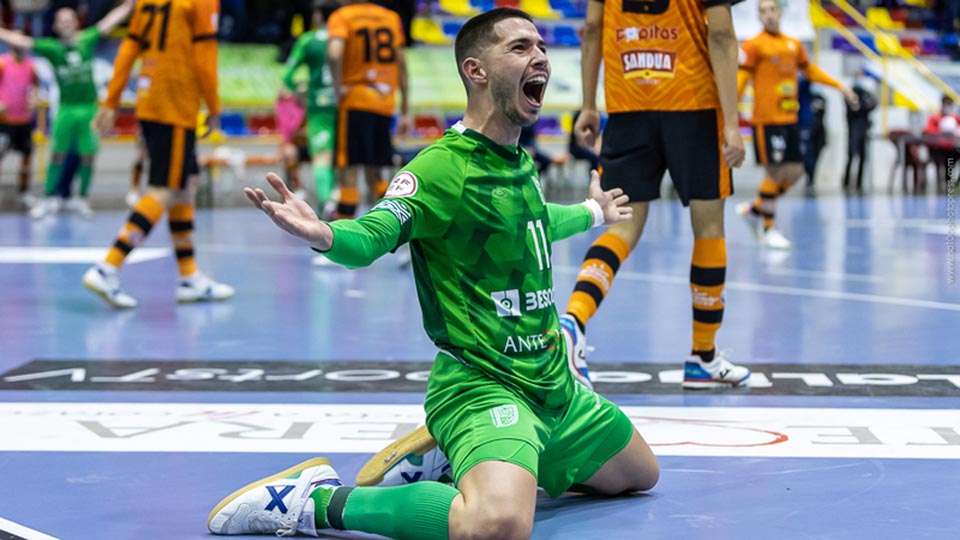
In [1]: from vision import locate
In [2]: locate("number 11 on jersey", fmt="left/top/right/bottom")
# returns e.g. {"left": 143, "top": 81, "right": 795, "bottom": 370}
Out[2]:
{"left": 527, "top": 220, "right": 550, "bottom": 271}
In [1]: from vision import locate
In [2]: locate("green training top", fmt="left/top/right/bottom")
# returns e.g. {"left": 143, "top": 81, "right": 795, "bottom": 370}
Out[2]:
{"left": 324, "top": 123, "right": 595, "bottom": 409}
{"left": 34, "top": 27, "right": 100, "bottom": 106}
{"left": 282, "top": 28, "right": 335, "bottom": 112}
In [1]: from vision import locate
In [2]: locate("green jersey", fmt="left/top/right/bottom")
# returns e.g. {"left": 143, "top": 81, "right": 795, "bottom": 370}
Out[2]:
{"left": 325, "top": 123, "right": 595, "bottom": 409}
{"left": 34, "top": 27, "right": 100, "bottom": 105}
{"left": 283, "top": 28, "right": 335, "bottom": 112}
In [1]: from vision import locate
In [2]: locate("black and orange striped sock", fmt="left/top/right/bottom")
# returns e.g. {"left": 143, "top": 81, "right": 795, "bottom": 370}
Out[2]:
{"left": 104, "top": 194, "right": 164, "bottom": 269}
{"left": 565, "top": 232, "right": 632, "bottom": 331}
{"left": 336, "top": 187, "right": 360, "bottom": 219}
{"left": 169, "top": 203, "right": 197, "bottom": 278}
{"left": 751, "top": 177, "right": 778, "bottom": 230}
{"left": 777, "top": 179, "right": 792, "bottom": 196}
{"left": 691, "top": 238, "right": 726, "bottom": 362}
{"left": 374, "top": 180, "right": 389, "bottom": 200}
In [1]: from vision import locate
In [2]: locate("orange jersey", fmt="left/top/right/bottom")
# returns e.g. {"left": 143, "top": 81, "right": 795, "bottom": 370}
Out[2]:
{"left": 739, "top": 31, "right": 807, "bottom": 125}
{"left": 327, "top": 2, "right": 404, "bottom": 116}
{"left": 105, "top": 0, "right": 220, "bottom": 129}
{"left": 601, "top": 0, "right": 726, "bottom": 113}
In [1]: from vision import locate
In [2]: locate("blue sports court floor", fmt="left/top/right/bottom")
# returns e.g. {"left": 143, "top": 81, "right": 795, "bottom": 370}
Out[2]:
{"left": 1, "top": 193, "right": 958, "bottom": 539}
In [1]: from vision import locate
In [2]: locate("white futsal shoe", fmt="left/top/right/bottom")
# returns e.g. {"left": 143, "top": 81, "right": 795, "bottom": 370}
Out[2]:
{"left": 558, "top": 313, "right": 593, "bottom": 390}
{"left": 355, "top": 425, "right": 452, "bottom": 487}
{"left": 82, "top": 265, "right": 137, "bottom": 309}
{"left": 682, "top": 350, "right": 751, "bottom": 389}
{"left": 176, "top": 272, "right": 235, "bottom": 303}
{"left": 207, "top": 457, "right": 341, "bottom": 536}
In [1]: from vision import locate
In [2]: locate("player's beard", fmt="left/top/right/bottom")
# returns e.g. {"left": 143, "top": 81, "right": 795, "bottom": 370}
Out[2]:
{"left": 491, "top": 74, "right": 535, "bottom": 128}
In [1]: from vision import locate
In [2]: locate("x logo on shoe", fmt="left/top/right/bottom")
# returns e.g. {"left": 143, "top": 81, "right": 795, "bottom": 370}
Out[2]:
{"left": 265, "top": 485, "right": 294, "bottom": 513}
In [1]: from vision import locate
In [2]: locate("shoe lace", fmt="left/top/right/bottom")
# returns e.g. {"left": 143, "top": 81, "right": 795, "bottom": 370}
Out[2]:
{"left": 247, "top": 515, "right": 295, "bottom": 537}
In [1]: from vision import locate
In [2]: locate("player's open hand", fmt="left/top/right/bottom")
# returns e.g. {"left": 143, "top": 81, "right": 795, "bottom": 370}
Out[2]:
{"left": 244, "top": 172, "right": 333, "bottom": 250}
{"left": 587, "top": 169, "right": 632, "bottom": 225}
{"left": 92, "top": 107, "right": 116, "bottom": 134}
{"left": 722, "top": 126, "right": 746, "bottom": 168}
{"left": 574, "top": 108, "right": 601, "bottom": 149}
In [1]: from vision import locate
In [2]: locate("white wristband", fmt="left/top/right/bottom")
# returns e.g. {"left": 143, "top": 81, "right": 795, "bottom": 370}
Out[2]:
{"left": 583, "top": 199, "right": 604, "bottom": 228}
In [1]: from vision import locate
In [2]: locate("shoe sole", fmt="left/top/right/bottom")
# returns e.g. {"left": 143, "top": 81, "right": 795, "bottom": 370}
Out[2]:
{"left": 355, "top": 425, "right": 436, "bottom": 486}
{"left": 682, "top": 376, "right": 751, "bottom": 390}
{"left": 206, "top": 457, "right": 332, "bottom": 531}
{"left": 82, "top": 278, "right": 135, "bottom": 309}
{"left": 176, "top": 292, "right": 235, "bottom": 304}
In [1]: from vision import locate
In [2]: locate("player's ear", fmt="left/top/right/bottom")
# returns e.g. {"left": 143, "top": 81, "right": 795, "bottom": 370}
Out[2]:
{"left": 462, "top": 57, "right": 487, "bottom": 86}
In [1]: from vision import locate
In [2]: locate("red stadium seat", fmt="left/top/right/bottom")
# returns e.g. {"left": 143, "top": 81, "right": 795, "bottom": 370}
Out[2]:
{"left": 114, "top": 110, "right": 138, "bottom": 136}
{"left": 248, "top": 113, "right": 277, "bottom": 135}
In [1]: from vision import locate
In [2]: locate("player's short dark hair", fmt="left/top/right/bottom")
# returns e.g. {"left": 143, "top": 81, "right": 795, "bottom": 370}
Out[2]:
{"left": 454, "top": 8, "right": 534, "bottom": 93}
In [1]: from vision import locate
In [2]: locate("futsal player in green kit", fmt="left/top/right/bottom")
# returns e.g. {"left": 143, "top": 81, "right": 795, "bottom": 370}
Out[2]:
{"left": 0, "top": 0, "right": 133, "bottom": 219}
{"left": 208, "top": 8, "right": 659, "bottom": 539}
{"left": 281, "top": 0, "right": 338, "bottom": 214}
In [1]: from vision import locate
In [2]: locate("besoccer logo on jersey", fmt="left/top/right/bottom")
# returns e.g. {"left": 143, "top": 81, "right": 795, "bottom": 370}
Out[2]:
{"left": 385, "top": 171, "right": 418, "bottom": 198}
{"left": 491, "top": 289, "right": 521, "bottom": 317}
{"left": 489, "top": 404, "right": 519, "bottom": 428}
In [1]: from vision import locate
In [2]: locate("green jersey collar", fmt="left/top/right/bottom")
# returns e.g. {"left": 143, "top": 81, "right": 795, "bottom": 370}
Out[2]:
{"left": 451, "top": 121, "right": 523, "bottom": 162}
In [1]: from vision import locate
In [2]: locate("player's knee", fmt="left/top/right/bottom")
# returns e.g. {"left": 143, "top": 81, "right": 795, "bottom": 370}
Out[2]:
{"left": 464, "top": 510, "right": 533, "bottom": 540}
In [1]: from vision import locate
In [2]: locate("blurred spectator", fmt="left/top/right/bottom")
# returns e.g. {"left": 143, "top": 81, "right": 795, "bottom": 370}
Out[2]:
{"left": 923, "top": 94, "right": 960, "bottom": 189}
{"left": 519, "top": 123, "right": 551, "bottom": 174}
{"left": 843, "top": 76, "right": 877, "bottom": 193}
{"left": 11, "top": 0, "right": 48, "bottom": 37}
{"left": 797, "top": 77, "right": 826, "bottom": 196}
{"left": 568, "top": 110, "right": 600, "bottom": 171}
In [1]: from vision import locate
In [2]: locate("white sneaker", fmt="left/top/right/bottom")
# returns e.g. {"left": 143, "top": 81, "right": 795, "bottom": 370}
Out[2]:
{"left": 125, "top": 190, "right": 141, "bottom": 208}
{"left": 82, "top": 265, "right": 138, "bottom": 309}
{"left": 29, "top": 197, "right": 60, "bottom": 219}
{"left": 66, "top": 197, "right": 94, "bottom": 219}
{"left": 207, "top": 457, "right": 341, "bottom": 536}
{"left": 761, "top": 228, "right": 792, "bottom": 250}
{"left": 558, "top": 313, "right": 593, "bottom": 390}
{"left": 735, "top": 202, "right": 761, "bottom": 239}
{"left": 176, "top": 272, "right": 235, "bottom": 303}
{"left": 682, "top": 350, "right": 751, "bottom": 389}
{"left": 356, "top": 425, "right": 451, "bottom": 487}
{"left": 18, "top": 192, "right": 38, "bottom": 209}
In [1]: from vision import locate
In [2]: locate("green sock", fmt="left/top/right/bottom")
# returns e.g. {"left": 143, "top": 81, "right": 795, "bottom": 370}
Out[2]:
{"left": 311, "top": 483, "right": 458, "bottom": 540}
{"left": 44, "top": 160, "right": 63, "bottom": 196}
{"left": 78, "top": 162, "right": 93, "bottom": 197}
{"left": 313, "top": 166, "right": 334, "bottom": 204}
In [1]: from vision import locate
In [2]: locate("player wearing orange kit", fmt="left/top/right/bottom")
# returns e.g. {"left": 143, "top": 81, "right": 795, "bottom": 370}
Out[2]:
{"left": 82, "top": 0, "right": 233, "bottom": 308}
{"left": 736, "top": 0, "right": 855, "bottom": 249}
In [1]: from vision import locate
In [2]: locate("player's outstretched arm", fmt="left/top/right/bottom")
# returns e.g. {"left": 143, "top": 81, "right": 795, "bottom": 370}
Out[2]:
{"left": 97, "top": 0, "right": 135, "bottom": 36}
{"left": 547, "top": 170, "right": 632, "bottom": 242}
{"left": 244, "top": 172, "right": 334, "bottom": 250}
{"left": 0, "top": 28, "right": 34, "bottom": 51}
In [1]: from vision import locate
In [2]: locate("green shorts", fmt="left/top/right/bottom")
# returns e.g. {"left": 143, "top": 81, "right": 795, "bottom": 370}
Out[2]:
{"left": 424, "top": 352, "right": 635, "bottom": 498}
{"left": 50, "top": 104, "right": 98, "bottom": 155}
{"left": 306, "top": 107, "right": 336, "bottom": 158}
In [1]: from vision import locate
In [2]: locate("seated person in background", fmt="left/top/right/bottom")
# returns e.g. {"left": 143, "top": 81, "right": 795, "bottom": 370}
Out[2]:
{"left": 923, "top": 94, "right": 960, "bottom": 190}
{"left": 519, "top": 122, "right": 552, "bottom": 174}
{"left": 569, "top": 110, "right": 600, "bottom": 171}
{"left": 276, "top": 88, "right": 309, "bottom": 200}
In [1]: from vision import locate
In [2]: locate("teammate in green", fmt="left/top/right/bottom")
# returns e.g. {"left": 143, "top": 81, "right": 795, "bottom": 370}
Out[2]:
{"left": 208, "top": 9, "right": 659, "bottom": 539}
{"left": 282, "top": 0, "right": 337, "bottom": 212}
{"left": 0, "top": 1, "right": 133, "bottom": 219}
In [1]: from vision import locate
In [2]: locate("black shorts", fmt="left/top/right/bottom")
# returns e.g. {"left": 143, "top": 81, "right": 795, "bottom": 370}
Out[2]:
{"left": 752, "top": 123, "right": 803, "bottom": 165}
{"left": 336, "top": 109, "right": 393, "bottom": 167}
{"left": 140, "top": 120, "right": 199, "bottom": 190}
{"left": 600, "top": 109, "right": 732, "bottom": 206}
{"left": 0, "top": 122, "right": 33, "bottom": 155}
